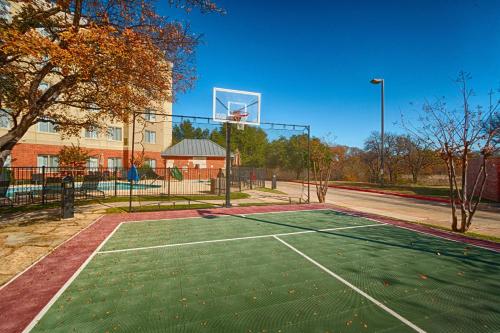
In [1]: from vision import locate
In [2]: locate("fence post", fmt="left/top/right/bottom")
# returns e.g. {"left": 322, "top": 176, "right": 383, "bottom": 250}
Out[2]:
{"left": 238, "top": 167, "right": 242, "bottom": 192}
{"left": 167, "top": 167, "right": 171, "bottom": 198}
{"left": 41, "top": 165, "right": 46, "bottom": 205}
{"left": 250, "top": 168, "right": 254, "bottom": 190}
{"left": 218, "top": 168, "right": 222, "bottom": 196}
{"left": 114, "top": 167, "right": 118, "bottom": 197}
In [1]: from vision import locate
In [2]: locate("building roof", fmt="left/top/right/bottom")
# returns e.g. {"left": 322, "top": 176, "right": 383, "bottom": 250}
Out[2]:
{"left": 161, "top": 139, "right": 229, "bottom": 157}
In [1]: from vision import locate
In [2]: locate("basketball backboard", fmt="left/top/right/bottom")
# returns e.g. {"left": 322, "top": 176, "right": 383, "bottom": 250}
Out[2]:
{"left": 213, "top": 88, "right": 261, "bottom": 126}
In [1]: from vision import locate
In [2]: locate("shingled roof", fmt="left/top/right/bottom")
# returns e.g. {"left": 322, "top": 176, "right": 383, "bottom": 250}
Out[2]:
{"left": 161, "top": 139, "right": 229, "bottom": 157}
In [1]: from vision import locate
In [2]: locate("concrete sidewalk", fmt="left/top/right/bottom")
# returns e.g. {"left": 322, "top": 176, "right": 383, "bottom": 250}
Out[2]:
{"left": 276, "top": 181, "right": 500, "bottom": 238}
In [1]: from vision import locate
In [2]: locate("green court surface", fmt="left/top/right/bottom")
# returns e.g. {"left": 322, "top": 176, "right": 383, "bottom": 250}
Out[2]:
{"left": 30, "top": 210, "right": 500, "bottom": 332}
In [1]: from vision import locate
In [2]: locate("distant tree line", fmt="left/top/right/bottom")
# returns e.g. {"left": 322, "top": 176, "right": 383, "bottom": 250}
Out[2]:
{"left": 172, "top": 120, "right": 445, "bottom": 184}
{"left": 172, "top": 120, "right": 307, "bottom": 170}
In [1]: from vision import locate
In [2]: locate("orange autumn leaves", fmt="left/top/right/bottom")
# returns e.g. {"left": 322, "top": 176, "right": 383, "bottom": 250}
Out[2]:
{"left": 0, "top": 0, "right": 218, "bottom": 150}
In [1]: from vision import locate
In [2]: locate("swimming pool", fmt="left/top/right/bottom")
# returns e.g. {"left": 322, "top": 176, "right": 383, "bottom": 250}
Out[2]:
{"left": 5, "top": 181, "right": 161, "bottom": 198}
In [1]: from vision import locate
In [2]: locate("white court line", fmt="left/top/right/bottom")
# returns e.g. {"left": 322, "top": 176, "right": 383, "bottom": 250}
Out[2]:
{"left": 114, "top": 207, "right": 333, "bottom": 226}
{"left": 112, "top": 206, "right": 497, "bottom": 254}
{"left": 98, "top": 223, "right": 387, "bottom": 254}
{"left": 0, "top": 215, "right": 104, "bottom": 291}
{"left": 333, "top": 210, "right": 500, "bottom": 253}
{"left": 22, "top": 222, "right": 122, "bottom": 333}
{"left": 273, "top": 235, "right": 427, "bottom": 333}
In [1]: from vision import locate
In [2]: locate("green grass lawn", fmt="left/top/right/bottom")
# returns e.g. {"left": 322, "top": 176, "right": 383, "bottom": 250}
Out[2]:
{"left": 254, "top": 187, "right": 288, "bottom": 195}
{"left": 29, "top": 210, "right": 500, "bottom": 332}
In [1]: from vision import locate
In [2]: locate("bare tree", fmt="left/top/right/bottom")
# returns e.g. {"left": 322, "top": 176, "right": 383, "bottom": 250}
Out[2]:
{"left": 384, "top": 134, "right": 406, "bottom": 183}
{"left": 400, "top": 136, "right": 438, "bottom": 183}
{"left": 404, "top": 72, "right": 499, "bottom": 232}
{"left": 363, "top": 132, "right": 382, "bottom": 182}
{"left": 364, "top": 131, "right": 406, "bottom": 184}
{"left": 311, "top": 138, "right": 336, "bottom": 203}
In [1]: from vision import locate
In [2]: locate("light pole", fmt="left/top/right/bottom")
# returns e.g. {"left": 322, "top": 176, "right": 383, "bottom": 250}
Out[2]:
{"left": 370, "top": 78, "right": 384, "bottom": 186}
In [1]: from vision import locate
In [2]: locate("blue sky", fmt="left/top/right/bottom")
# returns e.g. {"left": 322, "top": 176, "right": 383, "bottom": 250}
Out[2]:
{"left": 167, "top": 0, "right": 500, "bottom": 147}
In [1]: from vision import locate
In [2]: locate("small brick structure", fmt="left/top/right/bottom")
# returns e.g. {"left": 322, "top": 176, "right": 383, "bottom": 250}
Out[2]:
{"left": 467, "top": 157, "right": 500, "bottom": 202}
{"left": 161, "top": 139, "right": 232, "bottom": 171}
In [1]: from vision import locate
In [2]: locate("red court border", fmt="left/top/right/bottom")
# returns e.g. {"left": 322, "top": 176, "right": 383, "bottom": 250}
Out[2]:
{"left": 0, "top": 203, "right": 498, "bottom": 333}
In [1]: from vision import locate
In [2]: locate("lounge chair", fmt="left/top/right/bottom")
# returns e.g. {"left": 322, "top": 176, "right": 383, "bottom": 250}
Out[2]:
{"left": 0, "top": 180, "right": 13, "bottom": 207}
{"left": 31, "top": 173, "right": 43, "bottom": 185}
{"left": 77, "top": 175, "right": 105, "bottom": 198}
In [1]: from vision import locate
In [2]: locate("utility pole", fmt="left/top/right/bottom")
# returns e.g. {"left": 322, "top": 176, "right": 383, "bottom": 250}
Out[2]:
{"left": 370, "top": 78, "right": 385, "bottom": 186}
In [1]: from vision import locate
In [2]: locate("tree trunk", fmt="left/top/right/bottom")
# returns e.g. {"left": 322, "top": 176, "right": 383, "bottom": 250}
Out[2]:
{"left": 0, "top": 135, "right": 20, "bottom": 167}
{"left": 316, "top": 185, "right": 326, "bottom": 203}
{"left": 445, "top": 157, "right": 459, "bottom": 232}
{"left": 412, "top": 170, "right": 418, "bottom": 184}
{"left": 0, "top": 110, "right": 40, "bottom": 167}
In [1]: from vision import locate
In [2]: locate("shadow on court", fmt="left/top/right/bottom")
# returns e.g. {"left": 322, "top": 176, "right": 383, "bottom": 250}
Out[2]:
{"left": 195, "top": 209, "right": 500, "bottom": 268}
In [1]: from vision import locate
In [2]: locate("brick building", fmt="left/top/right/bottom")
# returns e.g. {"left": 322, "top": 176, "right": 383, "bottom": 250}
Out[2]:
{"left": 1, "top": 107, "right": 172, "bottom": 170}
{"left": 161, "top": 139, "right": 231, "bottom": 170}
{"left": 467, "top": 157, "right": 500, "bottom": 202}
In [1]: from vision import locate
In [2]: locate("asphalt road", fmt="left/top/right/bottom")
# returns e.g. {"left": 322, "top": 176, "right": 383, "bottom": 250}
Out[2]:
{"left": 276, "top": 181, "right": 500, "bottom": 238}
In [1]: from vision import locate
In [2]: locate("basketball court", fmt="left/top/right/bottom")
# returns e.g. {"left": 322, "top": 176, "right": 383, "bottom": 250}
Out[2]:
{"left": 1, "top": 90, "right": 499, "bottom": 333}
{"left": 1, "top": 205, "right": 498, "bottom": 333}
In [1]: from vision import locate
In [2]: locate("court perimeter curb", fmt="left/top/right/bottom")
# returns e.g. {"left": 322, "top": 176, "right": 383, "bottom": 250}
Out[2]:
{"left": 0, "top": 203, "right": 498, "bottom": 333}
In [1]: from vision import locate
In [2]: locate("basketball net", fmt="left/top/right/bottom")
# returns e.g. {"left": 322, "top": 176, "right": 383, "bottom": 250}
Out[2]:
{"left": 230, "top": 111, "right": 248, "bottom": 130}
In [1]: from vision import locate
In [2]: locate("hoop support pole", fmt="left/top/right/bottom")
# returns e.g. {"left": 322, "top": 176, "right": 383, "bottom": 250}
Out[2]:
{"left": 225, "top": 124, "right": 231, "bottom": 208}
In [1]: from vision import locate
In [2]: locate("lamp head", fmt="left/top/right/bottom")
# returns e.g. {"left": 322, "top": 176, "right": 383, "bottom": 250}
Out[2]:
{"left": 370, "top": 78, "right": 383, "bottom": 84}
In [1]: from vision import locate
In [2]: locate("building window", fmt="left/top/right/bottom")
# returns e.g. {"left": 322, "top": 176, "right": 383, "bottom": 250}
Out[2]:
{"left": 0, "top": 109, "right": 11, "bottom": 128}
{"left": 107, "top": 127, "right": 122, "bottom": 141}
{"left": 145, "top": 130, "right": 156, "bottom": 144}
{"left": 87, "top": 157, "right": 99, "bottom": 169}
{"left": 37, "top": 155, "right": 59, "bottom": 168}
{"left": 85, "top": 128, "right": 98, "bottom": 139}
{"left": 144, "top": 159, "right": 156, "bottom": 169}
{"left": 108, "top": 157, "right": 122, "bottom": 169}
{"left": 3, "top": 154, "right": 11, "bottom": 167}
{"left": 144, "top": 109, "right": 156, "bottom": 121}
{"left": 38, "top": 119, "right": 57, "bottom": 133}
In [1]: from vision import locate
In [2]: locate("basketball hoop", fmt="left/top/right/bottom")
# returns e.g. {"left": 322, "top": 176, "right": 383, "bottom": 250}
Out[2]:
{"left": 212, "top": 87, "right": 261, "bottom": 208}
{"left": 213, "top": 87, "right": 261, "bottom": 127}
{"left": 229, "top": 110, "right": 248, "bottom": 130}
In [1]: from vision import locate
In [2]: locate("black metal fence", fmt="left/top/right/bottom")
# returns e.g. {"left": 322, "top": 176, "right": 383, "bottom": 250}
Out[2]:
{"left": 0, "top": 166, "right": 266, "bottom": 208}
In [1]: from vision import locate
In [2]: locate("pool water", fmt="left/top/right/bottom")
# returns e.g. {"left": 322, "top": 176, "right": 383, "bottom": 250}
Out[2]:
{"left": 100, "top": 182, "right": 161, "bottom": 191}
{"left": 6, "top": 181, "right": 161, "bottom": 198}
